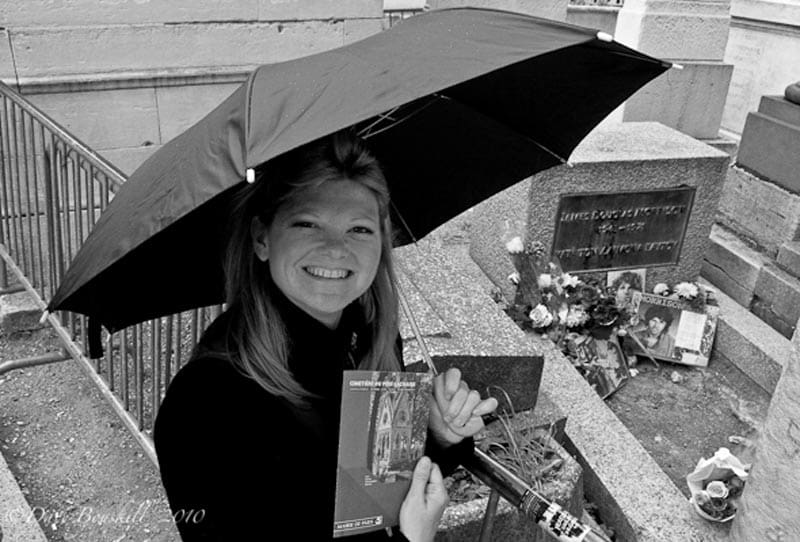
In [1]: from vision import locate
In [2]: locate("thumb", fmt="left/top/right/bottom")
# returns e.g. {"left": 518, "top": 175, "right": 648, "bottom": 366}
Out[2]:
{"left": 425, "top": 462, "right": 447, "bottom": 504}
{"left": 408, "top": 456, "right": 433, "bottom": 500}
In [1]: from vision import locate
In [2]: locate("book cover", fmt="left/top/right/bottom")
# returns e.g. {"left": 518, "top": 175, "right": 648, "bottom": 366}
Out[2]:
{"left": 332, "top": 370, "right": 433, "bottom": 538}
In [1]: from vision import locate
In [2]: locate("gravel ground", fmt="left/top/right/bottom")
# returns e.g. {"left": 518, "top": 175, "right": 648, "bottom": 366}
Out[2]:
{"left": 0, "top": 326, "right": 180, "bottom": 542}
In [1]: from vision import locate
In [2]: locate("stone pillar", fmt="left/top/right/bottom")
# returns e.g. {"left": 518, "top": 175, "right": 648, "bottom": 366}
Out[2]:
{"left": 614, "top": 0, "right": 736, "bottom": 153}
{"left": 729, "top": 317, "right": 800, "bottom": 540}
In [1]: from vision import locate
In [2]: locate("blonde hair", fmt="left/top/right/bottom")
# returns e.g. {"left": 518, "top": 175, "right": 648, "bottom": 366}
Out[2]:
{"left": 222, "top": 130, "right": 400, "bottom": 406}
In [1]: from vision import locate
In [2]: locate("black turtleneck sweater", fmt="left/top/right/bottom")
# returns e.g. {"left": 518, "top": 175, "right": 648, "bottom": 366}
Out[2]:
{"left": 153, "top": 292, "right": 470, "bottom": 541}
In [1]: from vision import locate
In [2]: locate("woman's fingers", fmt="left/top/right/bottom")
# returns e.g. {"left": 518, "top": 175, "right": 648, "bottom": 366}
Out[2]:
{"left": 450, "top": 389, "right": 481, "bottom": 427}
{"left": 472, "top": 397, "right": 499, "bottom": 417}
{"left": 444, "top": 368, "right": 462, "bottom": 398}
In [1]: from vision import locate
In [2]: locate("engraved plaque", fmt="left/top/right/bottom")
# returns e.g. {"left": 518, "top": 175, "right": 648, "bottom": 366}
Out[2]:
{"left": 551, "top": 187, "right": 695, "bottom": 272}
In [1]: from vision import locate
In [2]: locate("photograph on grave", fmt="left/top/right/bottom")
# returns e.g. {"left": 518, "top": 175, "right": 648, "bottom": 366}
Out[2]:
{"left": 627, "top": 293, "right": 719, "bottom": 367}
{"left": 607, "top": 269, "right": 646, "bottom": 316}
{"left": 552, "top": 188, "right": 695, "bottom": 272}
{"left": 566, "top": 334, "right": 630, "bottom": 399}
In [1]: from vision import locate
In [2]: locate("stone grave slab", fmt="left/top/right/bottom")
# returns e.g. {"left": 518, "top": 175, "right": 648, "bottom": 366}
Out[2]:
{"left": 471, "top": 122, "right": 729, "bottom": 294}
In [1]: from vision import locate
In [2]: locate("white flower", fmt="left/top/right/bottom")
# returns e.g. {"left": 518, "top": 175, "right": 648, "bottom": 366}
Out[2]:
{"left": 675, "top": 282, "right": 699, "bottom": 299}
{"left": 529, "top": 304, "right": 554, "bottom": 328}
{"left": 706, "top": 481, "right": 729, "bottom": 499}
{"left": 561, "top": 273, "right": 580, "bottom": 289}
{"left": 629, "top": 368, "right": 639, "bottom": 377}
{"left": 537, "top": 273, "right": 553, "bottom": 289}
{"left": 507, "top": 271, "right": 520, "bottom": 285}
{"left": 557, "top": 303, "right": 569, "bottom": 323}
{"left": 505, "top": 236, "right": 524, "bottom": 254}
{"left": 653, "top": 283, "right": 670, "bottom": 296}
{"left": 564, "top": 306, "right": 589, "bottom": 328}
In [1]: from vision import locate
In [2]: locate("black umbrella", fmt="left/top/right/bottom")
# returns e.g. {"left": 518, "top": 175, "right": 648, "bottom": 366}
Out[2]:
{"left": 48, "top": 7, "right": 669, "bottom": 332}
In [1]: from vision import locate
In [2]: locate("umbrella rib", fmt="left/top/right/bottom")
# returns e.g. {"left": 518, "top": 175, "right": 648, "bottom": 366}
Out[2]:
{"left": 434, "top": 94, "right": 570, "bottom": 165}
{"left": 358, "top": 95, "right": 441, "bottom": 140}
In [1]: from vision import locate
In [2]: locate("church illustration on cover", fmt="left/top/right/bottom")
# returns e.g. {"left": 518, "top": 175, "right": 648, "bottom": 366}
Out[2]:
{"left": 366, "top": 374, "right": 424, "bottom": 481}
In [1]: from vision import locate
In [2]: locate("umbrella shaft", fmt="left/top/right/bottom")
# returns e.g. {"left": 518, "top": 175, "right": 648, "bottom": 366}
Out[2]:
{"left": 464, "top": 449, "right": 606, "bottom": 542}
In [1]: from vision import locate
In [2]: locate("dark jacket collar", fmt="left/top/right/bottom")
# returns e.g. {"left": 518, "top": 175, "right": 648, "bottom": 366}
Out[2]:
{"left": 195, "top": 284, "right": 366, "bottom": 400}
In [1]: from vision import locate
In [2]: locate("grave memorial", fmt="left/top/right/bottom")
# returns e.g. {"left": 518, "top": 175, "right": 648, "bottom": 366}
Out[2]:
{"left": 552, "top": 188, "right": 694, "bottom": 272}
{"left": 470, "top": 122, "right": 729, "bottom": 298}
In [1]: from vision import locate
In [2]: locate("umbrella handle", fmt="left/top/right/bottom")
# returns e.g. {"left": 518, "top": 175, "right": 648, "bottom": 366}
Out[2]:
{"left": 397, "top": 283, "right": 610, "bottom": 542}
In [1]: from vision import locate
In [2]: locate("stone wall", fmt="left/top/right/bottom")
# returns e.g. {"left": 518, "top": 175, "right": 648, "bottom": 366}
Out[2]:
{"left": 0, "top": 0, "right": 385, "bottom": 174}
{"left": 722, "top": 0, "right": 800, "bottom": 136}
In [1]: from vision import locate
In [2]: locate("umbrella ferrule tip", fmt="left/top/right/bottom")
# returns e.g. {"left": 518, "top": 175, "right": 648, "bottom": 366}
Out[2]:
{"left": 596, "top": 31, "right": 614, "bottom": 43}
{"left": 246, "top": 168, "right": 256, "bottom": 183}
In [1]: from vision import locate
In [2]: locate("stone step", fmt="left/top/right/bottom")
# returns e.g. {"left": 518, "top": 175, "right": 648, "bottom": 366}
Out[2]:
{"left": 776, "top": 240, "right": 800, "bottom": 277}
{"left": 700, "top": 277, "right": 790, "bottom": 396}
{"left": 703, "top": 222, "right": 800, "bottom": 339}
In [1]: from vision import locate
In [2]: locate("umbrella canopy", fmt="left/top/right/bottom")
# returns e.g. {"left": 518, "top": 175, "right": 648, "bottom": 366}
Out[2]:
{"left": 48, "top": 7, "right": 669, "bottom": 332}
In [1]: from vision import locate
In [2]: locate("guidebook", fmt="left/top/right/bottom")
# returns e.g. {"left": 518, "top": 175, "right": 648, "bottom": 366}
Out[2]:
{"left": 332, "top": 370, "right": 434, "bottom": 538}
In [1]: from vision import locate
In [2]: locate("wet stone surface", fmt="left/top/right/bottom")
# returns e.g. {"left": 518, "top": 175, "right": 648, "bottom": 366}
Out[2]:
{"left": 606, "top": 353, "right": 770, "bottom": 498}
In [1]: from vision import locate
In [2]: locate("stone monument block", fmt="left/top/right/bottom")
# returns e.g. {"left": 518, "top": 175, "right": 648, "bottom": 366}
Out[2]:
{"left": 737, "top": 96, "right": 800, "bottom": 194}
{"left": 470, "top": 122, "right": 729, "bottom": 293}
{"left": 623, "top": 61, "right": 733, "bottom": 139}
{"left": 427, "top": 0, "right": 568, "bottom": 21}
{"left": 717, "top": 166, "right": 800, "bottom": 256}
{"left": 614, "top": 0, "right": 731, "bottom": 61}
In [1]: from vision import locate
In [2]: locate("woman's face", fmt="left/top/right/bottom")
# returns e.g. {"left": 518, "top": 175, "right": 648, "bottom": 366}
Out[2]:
{"left": 647, "top": 316, "right": 667, "bottom": 338}
{"left": 252, "top": 179, "right": 382, "bottom": 328}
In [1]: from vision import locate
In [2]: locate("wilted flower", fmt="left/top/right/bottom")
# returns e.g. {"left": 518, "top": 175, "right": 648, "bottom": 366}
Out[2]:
{"left": 653, "top": 283, "right": 670, "bottom": 296}
{"left": 590, "top": 297, "right": 621, "bottom": 326}
{"left": 537, "top": 273, "right": 553, "bottom": 289}
{"left": 505, "top": 236, "right": 524, "bottom": 254}
{"left": 528, "top": 304, "right": 554, "bottom": 328}
{"left": 560, "top": 273, "right": 580, "bottom": 289}
{"left": 576, "top": 284, "right": 600, "bottom": 306}
{"left": 565, "top": 306, "right": 589, "bottom": 328}
{"left": 675, "top": 282, "right": 699, "bottom": 299}
{"left": 507, "top": 271, "right": 520, "bottom": 285}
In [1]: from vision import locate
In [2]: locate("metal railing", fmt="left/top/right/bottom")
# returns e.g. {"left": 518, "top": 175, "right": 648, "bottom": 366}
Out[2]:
{"left": 0, "top": 80, "right": 222, "bottom": 462}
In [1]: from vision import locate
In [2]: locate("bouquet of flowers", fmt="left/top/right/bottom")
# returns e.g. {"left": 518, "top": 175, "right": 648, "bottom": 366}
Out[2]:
{"left": 686, "top": 447, "right": 749, "bottom": 522}
{"left": 651, "top": 280, "right": 717, "bottom": 311}
{"left": 504, "top": 237, "right": 632, "bottom": 346}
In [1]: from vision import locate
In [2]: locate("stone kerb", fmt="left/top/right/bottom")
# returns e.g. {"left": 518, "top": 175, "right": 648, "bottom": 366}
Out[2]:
{"left": 399, "top": 232, "right": 727, "bottom": 541}
{"left": 470, "top": 122, "right": 729, "bottom": 294}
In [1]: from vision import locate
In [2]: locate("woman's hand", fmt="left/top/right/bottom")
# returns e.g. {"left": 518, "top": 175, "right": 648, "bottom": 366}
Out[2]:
{"left": 429, "top": 368, "right": 498, "bottom": 446}
{"left": 399, "top": 457, "right": 448, "bottom": 542}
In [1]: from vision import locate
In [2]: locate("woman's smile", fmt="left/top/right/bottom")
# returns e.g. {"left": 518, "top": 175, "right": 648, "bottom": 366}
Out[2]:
{"left": 302, "top": 266, "right": 353, "bottom": 280}
{"left": 251, "top": 179, "right": 382, "bottom": 327}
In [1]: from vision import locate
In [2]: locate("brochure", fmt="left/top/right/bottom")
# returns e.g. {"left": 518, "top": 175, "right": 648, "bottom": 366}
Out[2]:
{"left": 332, "top": 370, "right": 433, "bottom": 538}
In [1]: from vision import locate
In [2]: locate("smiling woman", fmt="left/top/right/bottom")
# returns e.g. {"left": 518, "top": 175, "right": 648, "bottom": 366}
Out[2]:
{"left": 251, "top": 180, "right": 383, "bottom": 328}
{"left": 152, "top": 129, "right": 496, "bottom": 542}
